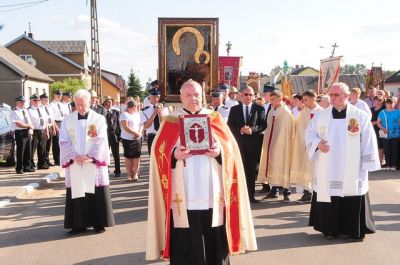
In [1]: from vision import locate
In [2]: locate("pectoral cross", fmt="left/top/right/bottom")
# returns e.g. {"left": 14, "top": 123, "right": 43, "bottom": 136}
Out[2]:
{"left": 160, "top": 174, "right": 168, "bottom": 189}
{"left": 173, "top": 193, "right": 183, "bottom": 216}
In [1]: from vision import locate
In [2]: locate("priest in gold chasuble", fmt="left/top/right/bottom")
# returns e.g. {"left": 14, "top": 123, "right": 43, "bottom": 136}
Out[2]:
{"left": 146, "top": 80, "right": 257, "bottom": 264}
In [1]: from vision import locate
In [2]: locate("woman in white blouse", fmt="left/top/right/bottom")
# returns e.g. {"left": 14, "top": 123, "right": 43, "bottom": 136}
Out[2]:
{"left": 119, "top": 101, "right": 142, "bottom": 181}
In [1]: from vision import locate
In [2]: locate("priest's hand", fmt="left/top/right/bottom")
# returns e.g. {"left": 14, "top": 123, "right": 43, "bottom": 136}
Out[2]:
{"left": 74, "top": 155, "right": 94, "bottom": 165}
{"left": 204, "top": 144, "right": 220, "bottom": 158}
{"left": 318, "top": 140, "right": 330, "bottom": 153}
{"left": 174, "top": 146, "right": 192, "bottom": 160}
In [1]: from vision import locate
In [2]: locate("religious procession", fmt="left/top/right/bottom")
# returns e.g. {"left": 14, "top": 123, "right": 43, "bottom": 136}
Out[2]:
{"left": 1, "top": 2, "right": 400, "bottom": 265}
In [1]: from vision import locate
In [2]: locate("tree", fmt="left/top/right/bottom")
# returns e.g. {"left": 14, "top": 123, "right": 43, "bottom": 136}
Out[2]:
{"left": 127, "top": 69, "right": 143, "bottom": 99}
{"left": 49, "top": 78, "right": 86, "bottom": 97}
{"left": 340, "top": 64, "right": 367, "bottom": 75}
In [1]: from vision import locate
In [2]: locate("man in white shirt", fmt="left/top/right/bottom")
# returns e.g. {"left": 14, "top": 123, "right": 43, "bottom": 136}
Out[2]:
{"left": 27, "top": 94, "right": 48, "bottom": 169}
{"left": 350, "top": 87, "right": 372, "bottom": 118}
{"left": 11, "top": 96, "right": 34, "bottom": 174}
{"left": 140, "top": 89, "right": 169, "bottom": 154}
{"left": 40, "top": 93, "right": 56, "bottom": 167}
{"left": 49, "top": 90, "right": 67, "bottom": 165}
{"left": 210, "top": 92, "right": 230, "bottom": 121}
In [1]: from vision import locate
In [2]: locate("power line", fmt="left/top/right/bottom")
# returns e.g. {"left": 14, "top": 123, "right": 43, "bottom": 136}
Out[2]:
{"left": 0, "top": 0, "right": 48, "bottom": 8}
{"left": 0, "top": 0, "right": 49, "bottom": 13}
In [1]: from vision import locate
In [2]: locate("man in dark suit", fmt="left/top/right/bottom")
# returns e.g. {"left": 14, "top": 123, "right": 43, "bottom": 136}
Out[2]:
{"left": 103, "top": 96, "right": 121, "bottom": 177}
{"left": 228, "top": 86, "right": 267, "bottom": 203}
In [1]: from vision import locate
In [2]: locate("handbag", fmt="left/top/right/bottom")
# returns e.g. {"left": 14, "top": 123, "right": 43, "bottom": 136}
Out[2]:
{"left": 379, "top": 110, "right": 388, "bottom": 138}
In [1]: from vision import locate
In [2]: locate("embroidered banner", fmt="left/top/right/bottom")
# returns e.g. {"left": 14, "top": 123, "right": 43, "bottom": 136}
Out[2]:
{"left": 219, "top": 56, "right": 242, "bottom": 88}
{"left": 318, "top": 56, "right": 342, "bottom": 94}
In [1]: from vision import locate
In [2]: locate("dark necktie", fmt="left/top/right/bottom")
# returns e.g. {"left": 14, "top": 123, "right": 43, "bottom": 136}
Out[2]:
{"left": 214, "top": 106, "right": 218, "bottom": 111}
{"left": 153, "top": 106, "right": 160, "bottom": 131}
{"left": 22, "top": 109, "right": 29, "bottom": 124}
{"left": 44, "top": 106, "right": 52, "bottom": 124}
{"left": 245, "top": 105, "right": 250, "bottom": 125}
{"left": 58, "top": 103, "right": 64, "bottom": 117}
{"left": 37, "top": 108, "right": 44, "bottom": 126}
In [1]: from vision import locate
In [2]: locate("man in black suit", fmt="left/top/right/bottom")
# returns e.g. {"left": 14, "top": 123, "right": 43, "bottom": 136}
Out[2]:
{"left": 103, "top": 96, "right": 121, "bottom": 177}
{"left": 228, "top": 86, "right": 267, "bottom": 203}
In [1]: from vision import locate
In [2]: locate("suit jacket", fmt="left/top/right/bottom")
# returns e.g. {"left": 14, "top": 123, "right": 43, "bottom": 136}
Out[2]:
{"left": 105, "top": 109, "right": 121, "bottom": 143}
{"left": 228, "top": 102, "right": 266, "bottom": 152}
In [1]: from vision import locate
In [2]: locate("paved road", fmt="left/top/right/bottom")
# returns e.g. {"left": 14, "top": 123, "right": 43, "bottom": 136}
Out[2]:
{"left": 0, "top": 149, "right": 399, "bottom": 265}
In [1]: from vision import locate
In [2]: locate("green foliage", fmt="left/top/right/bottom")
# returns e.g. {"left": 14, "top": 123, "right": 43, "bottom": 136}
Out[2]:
{"left": 127, "top": 69, "right": 144, "bottom": 99}
{"left": 340, "top": 64, "right": 367, "bottom": 75}
{"left": 49, "top": 78, "right": 86, "bottom": 97}
{"left": 385, "top": 70, "right": 396, "bottom": 79}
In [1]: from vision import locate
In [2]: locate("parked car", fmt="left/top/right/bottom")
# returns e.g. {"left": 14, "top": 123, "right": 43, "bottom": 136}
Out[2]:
{"left": 0, "top": 104, "right": 16, "bottom": 166}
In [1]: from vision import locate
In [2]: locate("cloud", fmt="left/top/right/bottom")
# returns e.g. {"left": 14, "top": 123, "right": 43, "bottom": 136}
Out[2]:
{"left": 68, "top": 15, "right": 156, "bottom": 84}
{"left": 50, "top": 14, "right": 64, "bottom": 21}
{"left": 356, "top": 21, "right": 400, "bottom": 36}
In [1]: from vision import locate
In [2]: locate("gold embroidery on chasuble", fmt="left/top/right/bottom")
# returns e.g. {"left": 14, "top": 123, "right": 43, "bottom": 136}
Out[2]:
{"left": 173, "top": 193, "right": 184, "bottom": 216}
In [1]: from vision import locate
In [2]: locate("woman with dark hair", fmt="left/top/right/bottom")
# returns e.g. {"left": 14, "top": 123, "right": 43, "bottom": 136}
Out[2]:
{"left": 120, "top": 101, "right": 143, "bottom": 181}
{"left": 377, "top": 97, "right": 400, "bottom": 171}
{"left": 370, "top": 95, "right": 386, "bottom": 166}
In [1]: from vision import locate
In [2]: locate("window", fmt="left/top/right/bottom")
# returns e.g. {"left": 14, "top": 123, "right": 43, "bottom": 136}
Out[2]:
{"left": 19, "top": 55, "right": 33, "bottom": 61}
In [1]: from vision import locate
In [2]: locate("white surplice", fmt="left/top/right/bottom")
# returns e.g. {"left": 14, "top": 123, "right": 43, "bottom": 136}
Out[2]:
{"left": 59, "top": 109, "right": 110, "bottom": 198}
{"left": 305, "top": 104, "right": 380, "bottom": 202}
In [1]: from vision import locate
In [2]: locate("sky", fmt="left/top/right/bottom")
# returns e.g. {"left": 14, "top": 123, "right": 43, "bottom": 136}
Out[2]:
{"left": 1, "top": 0, "right": 399, "bottom": 86}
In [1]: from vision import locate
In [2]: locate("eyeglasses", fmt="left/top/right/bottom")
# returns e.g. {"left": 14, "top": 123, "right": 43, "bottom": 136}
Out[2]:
{"left": 243, "top": 93, "right": 254, "bottom": 96}
{"left": 32, "top": 99, "right": 39, "bottom": 102}
{"left": 328, "top": 93, "right": 342, "bottom": 98}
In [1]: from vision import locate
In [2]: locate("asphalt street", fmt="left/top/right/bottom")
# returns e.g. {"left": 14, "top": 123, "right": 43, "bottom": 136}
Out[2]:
{"left": 0, "top": 147, "right": 399, "bottom": 265}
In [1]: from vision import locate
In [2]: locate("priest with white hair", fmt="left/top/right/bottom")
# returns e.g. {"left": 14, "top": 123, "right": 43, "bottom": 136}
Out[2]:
{"left": 305, "top": 82, "right": 380, "bottom": 241}
{"left": 60, "top": 89, "right": 115, "bottom": 235}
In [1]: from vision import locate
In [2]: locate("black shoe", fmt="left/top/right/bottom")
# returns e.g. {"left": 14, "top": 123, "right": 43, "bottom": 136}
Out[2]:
{"left": 296, "top": 193, "right": 312, "bottom": 204}
{"left": 264, "top": 192, "right": 279, "bottom": 199}
{"left": 114, "top": 172, "right": 121, "bottom": 178}
{"left": 250, "top": 198, "right": 260, "bottom": 203}
{"left": 67, "top": 228, "right": 86, "bottom": 236}
{"left": 324, "top": 233, "right": 338, "bottom": 239}
{"left": 47, "top": 163, "right": 55, "bottom": 167}
{"left": 55, "top": 162, "right": 60, "bottom": 166}
{"left": 16, "top": 170, "right": 23, "bottom": 174}
{"left": 94, "top": 227, "right": 106, "bottom": 233}
{"left": 23, "top": 168, "right": 35, "bottom": 172}
{"left": 349, "top": 236, "right": 364, "bottom": 242}
{"left": 37, "top": 165, "right": 49, "bottom": 169}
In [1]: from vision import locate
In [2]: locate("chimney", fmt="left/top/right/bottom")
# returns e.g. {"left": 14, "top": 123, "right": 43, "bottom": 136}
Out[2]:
{"left": 28, "top": 32, "right": 33, "bottom": 39}
{"left": 295, "top": 64, "right": 299, "bottom": 69}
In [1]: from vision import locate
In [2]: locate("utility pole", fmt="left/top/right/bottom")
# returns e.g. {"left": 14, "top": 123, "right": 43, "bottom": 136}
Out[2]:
{"left": 331, "top": 43, "right": 338, "bottom": 57}
{"left": 90, "top": 0, "right": 102, "bottom": 97}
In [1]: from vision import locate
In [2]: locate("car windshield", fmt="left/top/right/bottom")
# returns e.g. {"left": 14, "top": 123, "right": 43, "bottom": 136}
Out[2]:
{"left": 0, "top": 109, "right": 11, "bottom": 134}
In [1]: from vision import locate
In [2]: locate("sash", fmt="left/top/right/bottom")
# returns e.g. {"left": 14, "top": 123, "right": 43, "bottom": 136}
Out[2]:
{"left": 315, "top": 105, "right": 361, "bottom": 202}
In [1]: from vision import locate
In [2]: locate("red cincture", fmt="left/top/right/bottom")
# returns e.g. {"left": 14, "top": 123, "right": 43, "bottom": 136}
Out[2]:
{"left": 310, "top": 113, "right": 314, "bottom": 119}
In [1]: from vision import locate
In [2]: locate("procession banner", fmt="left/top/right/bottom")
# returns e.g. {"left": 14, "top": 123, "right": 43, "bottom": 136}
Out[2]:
{"left": 318, "top": 56, "right": 342, "bottom": 94}
{"left": 219, "top": 56, "right": 241, "bottom": 88}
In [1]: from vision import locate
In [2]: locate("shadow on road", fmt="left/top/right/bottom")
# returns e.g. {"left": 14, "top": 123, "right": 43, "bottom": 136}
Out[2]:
{"left": 73, "top": 252, "right": 163, "bottom": 265}
{"left": 256, "top": 232, "right": 349, "bottom": 251}
{"left": 371, "top": 203, "right": 400, "bottom": 231}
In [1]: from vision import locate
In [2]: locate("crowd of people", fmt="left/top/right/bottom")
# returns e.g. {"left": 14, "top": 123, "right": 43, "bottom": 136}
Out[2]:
{"left": 10, "top": 79, "right": 400, "bottom": 264}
